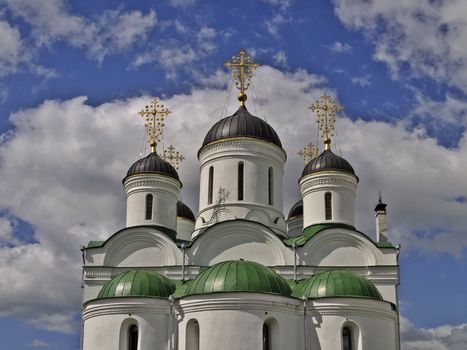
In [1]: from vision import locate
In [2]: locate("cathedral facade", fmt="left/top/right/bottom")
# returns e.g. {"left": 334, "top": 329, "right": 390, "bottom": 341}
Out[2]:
{"left": 81, "top": 50, "right": 400, "bottom": 350}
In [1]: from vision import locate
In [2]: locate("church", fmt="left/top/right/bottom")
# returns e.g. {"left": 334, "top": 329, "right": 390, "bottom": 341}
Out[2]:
{"left": 80, "top": 49, "right": 400, "bottom": 350}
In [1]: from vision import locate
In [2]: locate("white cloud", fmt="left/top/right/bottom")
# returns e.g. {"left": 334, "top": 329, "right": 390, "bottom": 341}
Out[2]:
{"left": 0, "top": 20, "right": 30, "bottom": 77}
{"left": 262, "top": 0, "right": 293, "bottom": 10}
{"left": 0, "top": 65, "right": 466, "bottom": 333}
{"left": 4, "top": 0, "right": 157, "bottom": 63}
{"left": 273, "top": 50, "right": 288, "bottom": 66}
{"left": 401, "top": 316, "right": 467, "bottom": 350}
{"left": 169, "top": 0, "right": 196, "bottom": 7}
{"left": 0, "top": 217, "right": 16, "bottom": 246}
{"left": 328, "top": 41, "right": 352, "bottom": 53}
{"left": 351, "top": 74, "right": 371, "bottom": 87}
{"left": 265, "top": 12, "right": 291, "bottom": 36}
{"left": 28, "top": 339, "right": 50, "bottom": 348}
{"left": 333, "top": 0, "right": 467, "bottom": 93}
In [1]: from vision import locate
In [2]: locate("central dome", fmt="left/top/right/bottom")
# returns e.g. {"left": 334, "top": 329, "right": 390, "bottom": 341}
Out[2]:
{"left": 301, "top": 149, "right": 355, "bottom": 178}
{"left": 124, "top": 152, "right": 180, "bottom": 182}
{"left": 201, "top": 106, "right": 282, "bottom": 150}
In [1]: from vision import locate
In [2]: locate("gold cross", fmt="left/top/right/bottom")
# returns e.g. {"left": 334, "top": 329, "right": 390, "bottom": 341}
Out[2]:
{"left": 309, "top": 94, "right": 342, "bottom": 150}
{"left": 225, "top": 49, "right": 260, "bottom": 106}
{"left": 298, "top": 143, "right": 319, "bottom": 164}
{"left": 138, "top": 98, "right": 171, "bottom": 153}
{"left": 162, "top": 144, "right": 185, "bottom": 170}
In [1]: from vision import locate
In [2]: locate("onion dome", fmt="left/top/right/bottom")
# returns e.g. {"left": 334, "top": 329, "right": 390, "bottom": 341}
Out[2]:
{"left": 177, "top": 200, "right": 195, "bottom": 222}
{"left": 97, "top": 270, "right": 175, "bottom": 299}
{"left": 288, "top": 200, "right": 303, "bottom": 219}
{"left": 124, "top": 152, "right": 180, "bottom": 182}
{"left": 186, "top": 260, "right": 291, "bottom": 297}
{"left": 300, "top": 270, "right": 382, "bottom": 301}
{"left": 301, "top": 149, "right": 355, "bottom": 178}
{"left": 200, "top": 106, "right": 282, "bottom": 150}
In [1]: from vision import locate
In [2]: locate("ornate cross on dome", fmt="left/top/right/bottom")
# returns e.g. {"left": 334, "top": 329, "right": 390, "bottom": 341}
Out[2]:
{"left": 138, "top": 98, "right": 171, "bottom": 153}
{"left": 162, "top": 144, "right": 185, "bottom": 170}
{"left": 225, "top": 49, "right": 260, "bottom": 107}
{"left": 298, "top": 143, "right": 319, "bottom": 164}
{"left": 309, "top": 94, "right": 342, "bottom": 150}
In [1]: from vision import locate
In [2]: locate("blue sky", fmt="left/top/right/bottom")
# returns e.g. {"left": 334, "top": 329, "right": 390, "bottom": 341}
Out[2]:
{"left": 0, "top": 0, "right": 466, "bottom": 349}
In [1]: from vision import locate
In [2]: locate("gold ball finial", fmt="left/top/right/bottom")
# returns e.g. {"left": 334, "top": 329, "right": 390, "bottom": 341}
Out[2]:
{"left": 238, "top": 92, "right": 247, "bottom": 106}
{"left": 324, "top": 137, "right": 331, "bottom": 150}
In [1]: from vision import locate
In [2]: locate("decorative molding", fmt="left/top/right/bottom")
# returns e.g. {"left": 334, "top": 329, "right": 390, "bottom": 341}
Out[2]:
{"left": 309, "top": 303, "right": 397, "bottom": 322}
{"left": 124, "top": 179, "right": 180, "bottom": 195}
{"left": 300, "top": 175, "right": 357, "bottom": 194}
{"left": 83, "top": 301, "right": 170, "bottom": 321}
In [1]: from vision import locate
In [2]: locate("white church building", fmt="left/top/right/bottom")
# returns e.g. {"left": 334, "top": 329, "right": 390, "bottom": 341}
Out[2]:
{"left": 80, "top": 50, "right": 400, "bottom": 350}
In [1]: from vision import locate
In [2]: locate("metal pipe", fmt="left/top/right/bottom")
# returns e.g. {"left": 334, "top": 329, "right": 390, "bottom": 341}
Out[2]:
{"left": 181, "top": 243, "right": 186, "bottom": 281}
{"left": 293, "top": 242, "right": 297, "bottom": 282}
{"left": 303, "top": 296, "right": 308, "bottom": 350}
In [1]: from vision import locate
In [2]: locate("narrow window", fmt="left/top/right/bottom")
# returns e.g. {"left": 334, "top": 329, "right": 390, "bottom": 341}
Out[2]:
{"left": 208, "top": 166, "right": 214, "bottom": 205}
{"left": 128, "top": 325, "right": 138, "bottom": 350}
{"left": 145, "top": 194, "right": 153, "bottom": 220}
{"left": 343, "top": 327, "right": 352, "bottom": 350}
{"left": 186, "top": 319, "right": 199, "bottom": 350}
{"left": 268, "top": 167, "right": 273, "bottom": 206}
{"left": 325, "top": 192, "right": 332, "bottom": 220}
{"left": 238, "top": 162, "right": 244, "bottom": 201}
{"left": 263, "top": 324, "right": 270, "bottom": 350}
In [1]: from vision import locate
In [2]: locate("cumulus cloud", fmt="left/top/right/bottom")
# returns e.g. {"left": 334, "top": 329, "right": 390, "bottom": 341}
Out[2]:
{"left": 401, "top": 316, "right": 467, "bottom": 350}
{"left": 0, "top": 65, "right": 466, "bottom": 333}
{"left": 28, "top": 339, "right": 51, "bottom": 348}
{"left": 0, "top": 20, "right": 31, "bottom": 77}
{"left": 273, "top": 50, "right": 288, "bottom": 67}
{"left": 328, "top": 41, "right": 352, "bottom": 54}
{"left": 351, "top": 74, "right": 371, "bottom": 87}
{"left": 3, "top": 0, "right": 157, "bottom": 63}
{"left": 333, "top": 0, "right": 467, "bottom": 93}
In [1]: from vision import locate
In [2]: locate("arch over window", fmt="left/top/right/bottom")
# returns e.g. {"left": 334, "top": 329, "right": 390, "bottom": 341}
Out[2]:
{"left": 208, "top": 166, "right": 214, "bottom": 205}
{"left": 128, "top": 325, "right": 138, "bottom": 350}
{"left": 325, "top": 192, "right": 332, "bottom": 220}
{"left": 238, "top": 162, "right": 244, "bottom": 201}
{"left": 186, "top": 319, "right": 199, "bottom": 350}
{"left": 268, "top": 167, "right": 273, "bottom": 205}
{"left": 145, "top": 194, "right": 153, "bottom": 220}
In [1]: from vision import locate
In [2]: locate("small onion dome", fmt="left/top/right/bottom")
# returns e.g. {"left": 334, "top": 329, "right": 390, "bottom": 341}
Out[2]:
{"left": 97, "top": 270, "right": 175, "bottom": 299}
{"left": 288, "top": 199, "right": 303, "bottom": 219}
{"left": 186, "top": 260, "right": 291, "bottom": 297}
{"left": 300, "top": 270, "right": 382, "bottom": 301}
{"left": 125, "top": 152, "right": 180, "bottom": 182}
{"left": 177, "top": 200, "right": 195, "bottom": 222}
{"left": 200, "top": 106, "right": 282, "bottom": 150}
{"left": 301, "top": 149, "right": 355, "bottom": 178}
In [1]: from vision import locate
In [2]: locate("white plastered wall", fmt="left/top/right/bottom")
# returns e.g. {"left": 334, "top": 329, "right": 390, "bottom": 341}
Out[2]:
{"left": 197, "top": 139, "right": 286, "bottom": 232}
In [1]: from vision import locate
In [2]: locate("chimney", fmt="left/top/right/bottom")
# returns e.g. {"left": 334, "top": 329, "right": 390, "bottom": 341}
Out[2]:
{"left": 375, "top": 193, "right": 388, "bottom": 242}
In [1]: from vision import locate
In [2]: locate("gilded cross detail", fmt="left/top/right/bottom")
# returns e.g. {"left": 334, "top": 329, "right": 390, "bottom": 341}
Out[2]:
{"left": 309, "top": 94, "right": 342, "bottom": 149}
{"left": 225, "top": 49, "right": 259, "bottom": 106}
{"left": 162, "top": 144, "right": 185, "bottom": 170}
{"left": 138, "top": 98, "right": 171, "bottom": 153}
{"left": 298, "top": 143, "right": 319, "bottom": 164}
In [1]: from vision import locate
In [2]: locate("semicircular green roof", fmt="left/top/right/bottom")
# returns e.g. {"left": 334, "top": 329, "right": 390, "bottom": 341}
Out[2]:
{"left": 186, "top": 260, "right": 292, "bottom": 297}
{"left": 298, "top": 270, "right": 382, "bottom": 301}
{"left": 97, "top": 270, "right": 175, "bottom": 299}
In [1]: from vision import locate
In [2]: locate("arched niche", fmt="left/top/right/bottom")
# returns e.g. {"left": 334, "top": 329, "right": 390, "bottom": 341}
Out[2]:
{"left": 188, "top": 221, "right": 289, "bottom": 266}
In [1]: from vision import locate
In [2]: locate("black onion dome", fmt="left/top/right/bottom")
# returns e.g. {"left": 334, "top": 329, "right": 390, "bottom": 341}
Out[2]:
{"left": 125, "top": 152, "right": 180, "bottom": 182}
{"left": 177, "top": 201, "right": 195, "bottom": 221}
{"left": 201, "top": 106, "right": 282, "bottom": 149}
{"left": 302, "top": 149, "right": 356, "bottom": 178}
{"left": 288, "top": 200, "right": 303, "bottom": 219}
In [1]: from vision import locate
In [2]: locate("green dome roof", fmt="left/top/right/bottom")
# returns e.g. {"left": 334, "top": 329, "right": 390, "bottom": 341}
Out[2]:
{"left": 97, "top": 270, "right": 175, "bottom": 299}
{"left": 299, "top": 270, "right": 382, "bottom": 300}
{"left": 186, "top": 260, "right": 292, "bottom": 297}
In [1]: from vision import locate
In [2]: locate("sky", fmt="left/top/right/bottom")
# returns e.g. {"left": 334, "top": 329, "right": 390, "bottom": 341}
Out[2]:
{"left": 0, "top": 0, "right": 466, "bottom": 349}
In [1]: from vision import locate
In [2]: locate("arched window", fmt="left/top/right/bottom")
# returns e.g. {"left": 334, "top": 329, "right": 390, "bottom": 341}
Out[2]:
{"left": 342, "top": 326, "right": 352, "bottom": 350}
{"left": 128, "top": 325, "right": 138, "bottom": 350}
{"left": 186, "top": 319, "right": 199, "bottom": 350}
{"left": 268, "top": 167, "right": 273, "bottom": 205}
{"left": 325, "top": 192, "right": 332, "bottom": 220}
{"left": 145, "top": 194, "right": 153, "bottom": 220}
{"left": 238, "top": 162, "right": 244, "bottom": 201}
{"left": 208, "top": 166, "right": 214, "bottom": 205}
{"left": 262, "top": 323, "right": 270, "bottom": 350}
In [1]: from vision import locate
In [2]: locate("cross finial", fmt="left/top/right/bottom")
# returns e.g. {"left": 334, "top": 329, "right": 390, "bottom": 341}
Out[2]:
{"left": 225, "top": 49, "right": 260, "bottom": 107}
{"left": 309, "top": 94, "right": 342, "bottom": 150}
{"left": 298, "top": 143, "right": 319, "bottom": 164}
{"left": 138, "top": 98, "right": 171, "bottom": 153}
{"left": 162, "top": 144, "right": 185, "bottom": 170}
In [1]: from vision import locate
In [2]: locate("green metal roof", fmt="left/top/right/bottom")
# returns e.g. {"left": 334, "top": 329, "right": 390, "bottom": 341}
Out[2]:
{"left": 97, "top": 270, "right": 176, "bottom": 299}
{"left": 297, "top": 270, "right": 383, "bottom": 300}
{"left": 185, "top": 260, "right": 292, "bottom": 297}
{"left": 284, "top": 223, "right": 354, "bottom": 246}
{"left": 376, "top": 241, "right": 395, "bottom": 248}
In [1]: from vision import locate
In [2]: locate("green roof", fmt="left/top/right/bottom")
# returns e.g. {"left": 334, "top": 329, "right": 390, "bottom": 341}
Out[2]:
{"left": 185, "top": 260, "right": 292, "bottom": 297}
{"left": 297, "top": 270, "right": 382, "bottom": 301}
{"left": 97, "top": 270, "right": 176, "bottom": 299}
{"left": 376, "top": 241, "right": 395, "bottom": 248}
{"left": 284, "top": 223, "right": 354, "bottom": 246}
